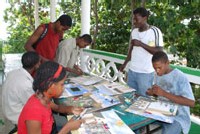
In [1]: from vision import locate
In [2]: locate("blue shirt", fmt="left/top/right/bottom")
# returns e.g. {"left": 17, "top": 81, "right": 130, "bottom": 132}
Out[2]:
{"left": 156, "top": 68, "right": 195, "bottom": 134}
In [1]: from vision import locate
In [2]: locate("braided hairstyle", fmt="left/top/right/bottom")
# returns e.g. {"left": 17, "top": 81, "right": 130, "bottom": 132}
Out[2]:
{"left": 33, "top": 61, "right": 66, "bottom": 93}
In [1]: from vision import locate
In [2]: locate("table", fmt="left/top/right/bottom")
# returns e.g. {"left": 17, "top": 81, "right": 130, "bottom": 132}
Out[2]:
{"left": 54, "top": 78, "right": 160, "bottom": 133}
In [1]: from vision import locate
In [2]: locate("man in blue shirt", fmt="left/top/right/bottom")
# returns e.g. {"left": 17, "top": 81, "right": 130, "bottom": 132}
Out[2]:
{"left": 146, "top": 51, "right": 195, "bottom": 134}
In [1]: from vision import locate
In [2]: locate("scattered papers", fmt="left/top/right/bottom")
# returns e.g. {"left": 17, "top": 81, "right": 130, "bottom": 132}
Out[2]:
{"left": 146, "top": 101, "right": 178, "bottom": 116}
{"left": 101, "top": 110, "right": 135, "bottom": 134}
{"left": 94, "top": 82, "right": 135, "bottom": 96}
{"left": 90, "top": 90, "right": 121, "bottom": 109}
{"left": 70, "top": 75, "right": 103, "bottom": 86}
{"left": 126, "top": 96, "right": 178, "bottom": 123}
{"left": 77, "top": 113, "right": 111, "bottom": 134}
{"left": 64, "top": 84, "right": 89, "bottom": 97}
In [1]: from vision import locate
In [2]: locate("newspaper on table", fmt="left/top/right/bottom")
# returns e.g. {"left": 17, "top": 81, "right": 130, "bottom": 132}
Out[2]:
{"left": 125, "top": 96, "right": 178, "bottom": 123}
{"left": 61, "top": 83, "right": 89, "bottom": 97}
{"left": 101, "top": 110, "right": 135, "bottom": 134}
{"left": 94, "top": 81, "right": 135, "bottom": 96}
{"left": 70, "top": 75, "right": 103, "bottom": 86}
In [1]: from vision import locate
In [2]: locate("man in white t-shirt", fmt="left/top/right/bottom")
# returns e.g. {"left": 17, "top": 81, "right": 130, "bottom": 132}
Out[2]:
{"left": 2, "top": 51, "right": 41, "bottom": 132}
{"left": 120, "top": 7, "right": 164, "bottom": 96}
{"left": 55, "top": 34, "right": 92, "bottom": 77}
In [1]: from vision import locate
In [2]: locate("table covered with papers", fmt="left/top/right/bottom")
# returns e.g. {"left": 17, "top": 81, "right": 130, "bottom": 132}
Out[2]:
{"left": 54, "top": 75, "right": 178, "bottom": 134}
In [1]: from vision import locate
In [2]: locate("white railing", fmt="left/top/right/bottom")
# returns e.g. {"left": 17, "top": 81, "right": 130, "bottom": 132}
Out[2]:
{"left": 81, "top": 48, "right": 200, "bottom": 126}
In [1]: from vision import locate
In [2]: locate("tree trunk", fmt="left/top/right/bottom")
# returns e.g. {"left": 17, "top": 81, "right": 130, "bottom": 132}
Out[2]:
{"left": 92, "top": 0, "right": 98, "bottom": 49}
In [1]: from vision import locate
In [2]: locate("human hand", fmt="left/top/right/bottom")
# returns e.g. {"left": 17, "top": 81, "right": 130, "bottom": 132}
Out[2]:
{"left": 76, "top": 69, "right": 83, "bottom": 75}
{"left": 146, "top": 88, "right": 154, "bottom": 96}
{"left": 131, "top": 39, "right": 143, "bottom": 47}
{"left": 74, "top": 65, "right": 83, "bottom": 75}
{"left": 71, "top": 107, "right": 84, "bottom": 116}
{"left": 119, "top": 64, "right": 126, "bottom": 72}
{"left": 151, "top": 85, "right": 165, "bottom": 97}
{"left": 66, "top": 118, "right": 84, "bottom": 131}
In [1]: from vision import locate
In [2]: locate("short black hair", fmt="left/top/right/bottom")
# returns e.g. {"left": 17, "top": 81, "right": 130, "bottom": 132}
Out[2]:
{"left": 33, "top": 61, "right": 66, "bottom": 92}
{"left": 57, "top": 14, "right": 72, "bottom": 27}
{"left": 21, "top": 51, "right": 40, "bottom": 70}
{"left": 80, "top": 34, "right": 92, "bottom": 44}
{"left": 152, "top": 51, "right": 168, "bottom": 63}
{"left": 133, "top": 7, "right": 150, "bottom": 17}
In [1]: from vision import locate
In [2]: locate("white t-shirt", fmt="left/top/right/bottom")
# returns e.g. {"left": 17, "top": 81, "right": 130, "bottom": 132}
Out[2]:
{"left": 2, "top": 68, "right": 34, "bottom": 124}
{"left": 55, "top": 38, "right": 80, "bottom": 68}
{"left": 129, "top": 26, "right": 164, "bottom": 73}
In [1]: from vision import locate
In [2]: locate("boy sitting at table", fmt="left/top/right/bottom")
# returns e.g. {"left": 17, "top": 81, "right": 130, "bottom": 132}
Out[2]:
{"left": 146, "top": 51, "right": 195, "bottom": 134}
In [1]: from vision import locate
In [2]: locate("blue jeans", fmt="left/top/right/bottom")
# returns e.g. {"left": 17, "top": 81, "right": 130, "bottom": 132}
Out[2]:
{"left": 161, "top": 120, "right": 182, "bottom": 134}
{"left": 127, "top": 70, "right": 154, "bottom": 96}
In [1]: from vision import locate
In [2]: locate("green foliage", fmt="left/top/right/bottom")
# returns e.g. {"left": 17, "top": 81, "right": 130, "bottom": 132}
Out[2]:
{"left": 59, "top": 2, "right": 81, "bottom": 38}
{"left": 3, "top": 2, "right": 49, "bottom": 53}
{"left": 147, "top": 2, "right": 200, "bottom": 68}
{"left": 91, "top": 2, "right": 132, "bottom": 54}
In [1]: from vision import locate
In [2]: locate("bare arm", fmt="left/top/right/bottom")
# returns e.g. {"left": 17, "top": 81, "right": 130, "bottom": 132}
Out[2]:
{"left": 64, "top": 66, "right": 83, "bottom": 76}
{"left": 50, "top": 102, "right": 83, "bottom": 115}
{"left": 147, "top": 85, "right": 195, "bottom": 107}
{"left": 58, "top": 118, "right": 83, "bottom": 134}
{"left": 24, "top": 25, "right": 44, "bottom": 52}
{"left": 131, "top": 39, "right": 163, "bottom": 55}
{"left": 26, "top": 120, "right": 41, "bottom": 134}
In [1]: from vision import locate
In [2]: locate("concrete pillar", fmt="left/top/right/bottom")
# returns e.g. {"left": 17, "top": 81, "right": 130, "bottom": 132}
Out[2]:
{"left": 50, "top": 0, "right": 56, "bottom": 22}
{"left": 34, "top": 0, "right": 40, "bottom": 29}
{"left": 80, "top": 0, "right": 91, "bottom": 73}
{"left": 81, "top": 0, "right": 91, "bottom": 35}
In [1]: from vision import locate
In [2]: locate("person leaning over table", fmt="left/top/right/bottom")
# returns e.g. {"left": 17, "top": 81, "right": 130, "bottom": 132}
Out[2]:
{"left": 119, "top": 7, "right": 163, "bottom": 97}
{"left": 55, "top": 34, "right": 92, "bottom": 77}
{"left": 2, "top": 51, "right": 41, "bottom": 133}
{"left": 18, "top": 61, "right": 84, "bottom": 134}
{"left": 146, "top": 51, "right": 195, "bottom": 134}
{"left": 24, "top": 14, "right": 72, "bottom": 62}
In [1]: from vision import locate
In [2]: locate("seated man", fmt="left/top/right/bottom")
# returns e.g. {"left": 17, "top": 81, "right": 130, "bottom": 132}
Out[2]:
{"left": 146, "top": 51, "right": 195, "bottom": 134}
{"left": 55, "top": 34, "right": 92, "bottom": 77}
{"left": 2, "top": 51, "right": 41, "bottom": 132}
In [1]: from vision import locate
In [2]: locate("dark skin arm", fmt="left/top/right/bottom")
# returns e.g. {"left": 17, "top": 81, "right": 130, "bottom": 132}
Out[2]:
{"left": 26, "top": 120, "right": 41, "bottom": 134}
{"left": 146, "top": 85, "right": 195, "bottom": 107}
{"left": 50, "top": 102, "right": 83, "bottom": 115}
{"left": 24, "top": 25, "right": 48, "bottom": 62}
{"left": 64, "top": 65, "right": 83, "bottom": 76}
{"left": 131, "top": 39, "right": 163, "bottom": 55}
{"left": 119, "top": 39, "right": 162, "bottom": 72}
{"left": 25, "top": 117, "right": 83, "bottom": 134}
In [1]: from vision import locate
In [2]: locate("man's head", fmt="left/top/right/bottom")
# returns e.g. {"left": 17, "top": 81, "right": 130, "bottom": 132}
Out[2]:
{"left": 132, "top": 7, "right": 149, "bottom": 28}
{"left": 22, "top": 51, "right": 40, "bottom": 70}
{"left": 55, "top": 14, "right": 72, "bottom": 34}
{"left": 77, "top": 34, "right": 92, "bottom": 48}
{"left": 152, "top": 51, "right": 170, "bottom": 76}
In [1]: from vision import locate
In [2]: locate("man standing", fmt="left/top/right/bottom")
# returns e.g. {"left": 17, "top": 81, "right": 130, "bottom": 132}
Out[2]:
{"left": 120, "top": 7, "right": 164, "bottom": 96}
{"left": 24, "top": 14, "right": 72, "bottom": 62}
{"left": 55, "top": 34, "right": 92, "bottom": 76}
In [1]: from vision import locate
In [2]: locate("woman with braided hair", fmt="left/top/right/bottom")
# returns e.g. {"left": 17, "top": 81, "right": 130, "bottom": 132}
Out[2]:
{"left": 18, "top": 61, "right": 83, "bottom": 134}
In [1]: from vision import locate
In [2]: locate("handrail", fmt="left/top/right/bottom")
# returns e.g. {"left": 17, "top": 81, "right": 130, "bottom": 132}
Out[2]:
{"left": 82, "top": 48, "right": 200, "bottom": 85}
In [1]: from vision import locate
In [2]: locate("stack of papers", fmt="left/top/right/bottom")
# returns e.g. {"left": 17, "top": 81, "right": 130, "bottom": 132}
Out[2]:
{"left": 94, "top": 82, "right": 135, "bottom": 96}
{"left": 101, "top": 110, "right": 135, "bottom": 134}
{"left": 90, "top": 90, "right": 121, "bottom": 109}
{"left": 126, "top": 96, "right": 178, "bottom": 123}
{"left": 70, "top": 75, "right": 103, "bottom": 85}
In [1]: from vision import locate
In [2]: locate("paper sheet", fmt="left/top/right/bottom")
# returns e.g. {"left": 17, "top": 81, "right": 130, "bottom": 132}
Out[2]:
{"left": 101, "top": 110, "right": 135, "bottom": 134}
